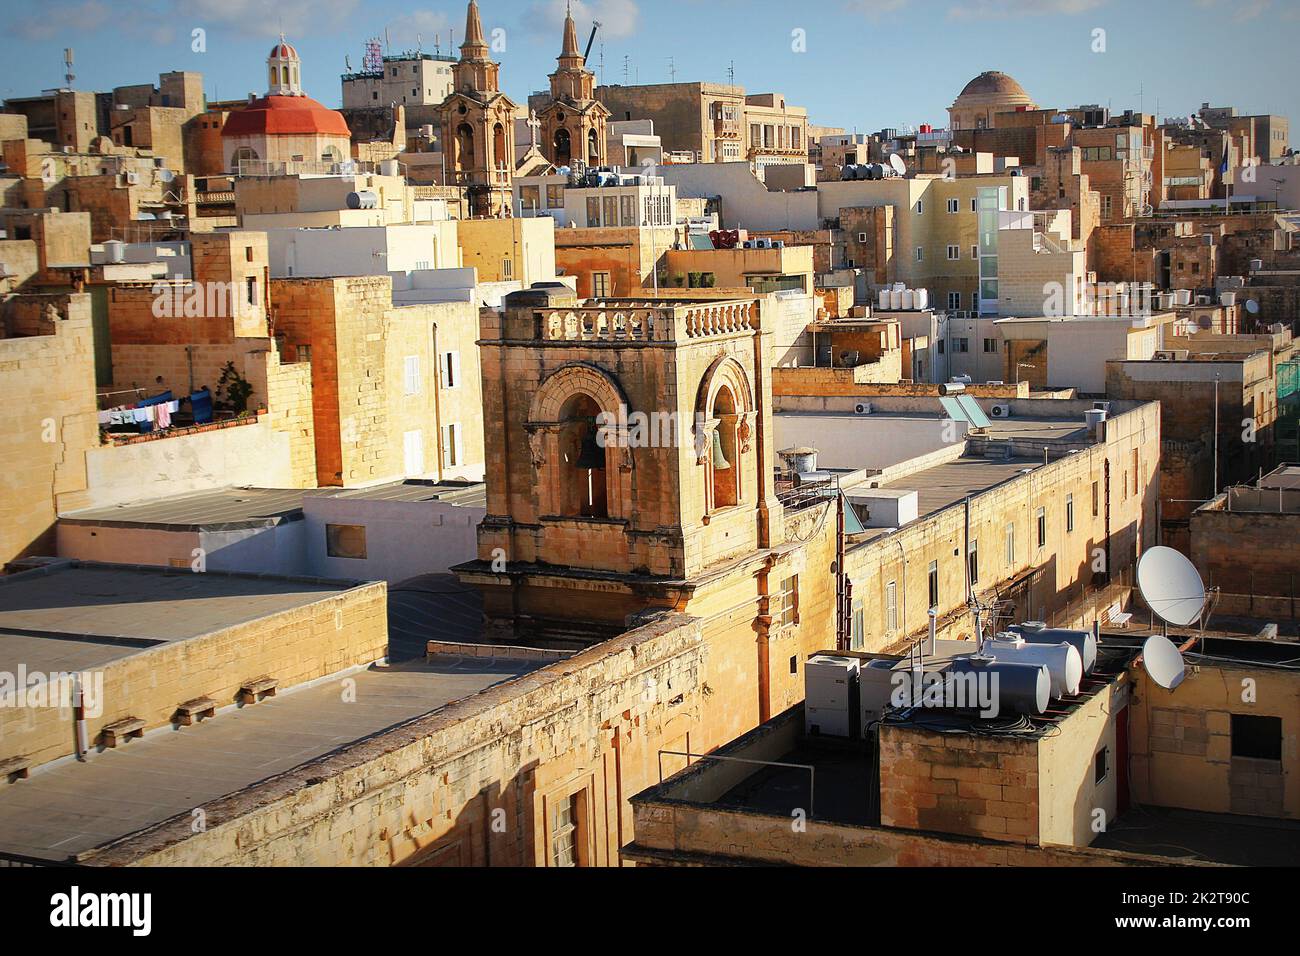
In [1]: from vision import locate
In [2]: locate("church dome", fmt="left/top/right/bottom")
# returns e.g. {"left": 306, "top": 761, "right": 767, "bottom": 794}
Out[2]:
{"left": 222, "top": 95, "right": 350, "bottom": 138}
{"left": 958, "top": 71, "right": 1029, "bottom": 99}
{"left": 269, "top": 41, "right": 299, "bottom": 60}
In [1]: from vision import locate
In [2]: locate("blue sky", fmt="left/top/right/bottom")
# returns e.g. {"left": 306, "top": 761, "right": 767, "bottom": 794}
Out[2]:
{"left": 3, "top": 0, "right": 1298, "bottom": 133}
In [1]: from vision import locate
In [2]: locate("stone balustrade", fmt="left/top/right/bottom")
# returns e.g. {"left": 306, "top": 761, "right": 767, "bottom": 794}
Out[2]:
{"left": 537, "top": 299, "right": 756, "bottom": 344}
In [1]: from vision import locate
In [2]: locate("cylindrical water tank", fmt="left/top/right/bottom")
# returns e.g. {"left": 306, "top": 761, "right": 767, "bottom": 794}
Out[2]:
{"left": 901, "top": 289, "right": 915, "bottom": 310}
{"left": 983, "top": 636, "right": 1082, "bottom": 698}
{"left": 1009, "top": 624, "right": 1098, "bottom": 674}
{"left": 103, "top": 240, "right": 126, "bottom": 264}
{"left": 948, "top": 657, "right": 1050, "bottom": 716}
{"left": 914, "top": 288, "right": 929, "bottom": 311}
{"left": 379, "top": 159, "right": 400, "bottom": 177}
{"left": 346, "top": 190, "right": 378, "bottom": 210}
{"left": 878, "top": 289, "right": 890, "bottom": 309}
{"left": 785, "top": 448, "right": 818, "bottom": 474}
{"left": 890, "top": 290, "right": 903, "bottom": 310}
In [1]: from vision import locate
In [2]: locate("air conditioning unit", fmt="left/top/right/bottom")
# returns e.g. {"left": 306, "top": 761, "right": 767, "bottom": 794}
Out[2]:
{"left": 990, "top": 404, "right": 1011, "bottom": 418}
{"left": 124, "top": 171, "right": 140, "bottom": 185}
{"left": 854, "top": 402, "right": 873, "bottom": 415}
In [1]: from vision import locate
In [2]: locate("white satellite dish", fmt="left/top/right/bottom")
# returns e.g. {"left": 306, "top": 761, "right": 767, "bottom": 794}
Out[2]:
{"left": 1246, "top": 299, "right": 1260, "bottom": 315}
{"left": 888, "top": 153, "right": 907, "bottom": 177}
{"left": 1141, "top": 634, "right": 1187, "bottom": 690}
{"left": 1137, "top": 546, "right": 1207, "bottom": 628}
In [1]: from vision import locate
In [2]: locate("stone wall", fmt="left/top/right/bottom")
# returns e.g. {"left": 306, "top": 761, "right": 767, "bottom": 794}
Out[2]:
{"left": 0, "top": 294, "right": 97, "bottom": 565}
{"left": 0, "top": 566, "right": 386, "bottom": 771}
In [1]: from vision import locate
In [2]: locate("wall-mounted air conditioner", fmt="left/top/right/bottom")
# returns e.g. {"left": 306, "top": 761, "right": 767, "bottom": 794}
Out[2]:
{"left": 854, "top": 402, "right": 873, "bottom": 415}
{"left": 990, "top": 404, "right": 1011, "bottom": 418}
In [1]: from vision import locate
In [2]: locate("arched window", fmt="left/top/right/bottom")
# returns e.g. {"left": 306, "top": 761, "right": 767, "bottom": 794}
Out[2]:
{"left": 321, "top": 145, "right": 343, "bottom": 165}
{"left": 558, "top": 394, "right": 607, "bottom": 518}
{"left": 455, "top": 123, "right": 475, "bottom": 171}
{"left": 269, "top": 67, "right": 277, "bottom": 88}
{"left": 231, "top": 146, "right": 259, "bottom": 173}
{"left": 588, "top": 128, "right": 600, "bottom": 165}
{"left": 710, "top": 385, "right": 739, "bottom": 509}
{"left": 281, "top": 65, "right": 289, "bottom": 86}
{"left": 493, "top": 123, "right": 507, "bottom": 170}
{"left": 553, "top": 127, "right": 572, "bottom": 167}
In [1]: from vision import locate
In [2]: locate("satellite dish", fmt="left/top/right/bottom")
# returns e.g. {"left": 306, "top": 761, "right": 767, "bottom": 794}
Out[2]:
{"left": 888, "top": 153, "right": 907, "bottom": 177}
{"left": 1141, "top": 634, "right": 1187, "bottom": 690}
{"left": 1137, "top": 546, "right": 1207, "bottom": 628}
{"left": 1246, "top": 299, "right": 1260, "bottom": 315}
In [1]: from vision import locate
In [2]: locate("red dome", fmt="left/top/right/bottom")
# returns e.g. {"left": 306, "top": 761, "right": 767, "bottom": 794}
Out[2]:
{"left": 269, "top": 42, "right": 298, "bottom": 59}
{"left": 222, "top": 95, "right": 350, "bottom": 138}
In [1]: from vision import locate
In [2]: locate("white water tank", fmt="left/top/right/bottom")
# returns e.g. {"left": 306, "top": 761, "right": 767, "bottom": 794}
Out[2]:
{"left": 914, "top": 288, "right": 929, "bottom": 310}
{"left": 901, "top": 289, "right": 915, "bottom": 310}
{"left": 983, "top": 635, "right": 1083, "bottom": 698}
{"left": 103, "top": 240, "right": 126, "bottom": 264}
{"left": 1009, "top": 623, "right": 1098, "bottom": 673}
{"left": 879, "top": 289, "right": 890, "bottom": 309}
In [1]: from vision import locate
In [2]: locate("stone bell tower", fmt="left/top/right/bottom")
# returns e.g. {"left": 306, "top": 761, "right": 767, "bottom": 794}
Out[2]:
{"left": 454, "top": 287, "right": 786, "bottom": 644}
{"left": 436, "top": 1, "right": 517, "bottom": 216}
{"left": 537, "top": 3, "right": 610, "bottom": 170}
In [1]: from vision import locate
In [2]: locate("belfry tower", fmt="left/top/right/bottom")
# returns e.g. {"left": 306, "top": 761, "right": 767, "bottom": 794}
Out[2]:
{"left": 537, "top": 3, "right": 609, "bottom": 170}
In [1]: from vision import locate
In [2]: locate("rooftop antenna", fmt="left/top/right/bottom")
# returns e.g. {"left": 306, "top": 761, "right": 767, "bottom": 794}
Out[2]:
{"left": 345, "top": 54, "right": 353, "bottom": 73}
{"left": 363, "top": 38, "right": 383, "bottom": 74}
{"left": 623, "top": 55, "right": 630, "bottom": 85}
{"left": 63, "top": 48, "right": 75, "bottom": 89}
{"left": 1136, "top": 545, "right": 1213, "bottom": 634}
{"left": 385, "top": 28, "right": 391, "bottom": 52}
{"left": 416, "top": 33, "right": 423, "bottom": 54}
{"left": 668, "top": 57, "right": 676, "bottom": 84}
{"left": 728, "top": 60, "right": 735, "bottom": 86}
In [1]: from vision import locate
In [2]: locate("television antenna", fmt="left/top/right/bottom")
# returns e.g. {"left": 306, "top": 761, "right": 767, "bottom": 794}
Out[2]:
{"left": 1136, "top": 546, "right": 1213, "bottom": 631}
{"left": 63, "top": 48, "right": 75, "bottom": 89}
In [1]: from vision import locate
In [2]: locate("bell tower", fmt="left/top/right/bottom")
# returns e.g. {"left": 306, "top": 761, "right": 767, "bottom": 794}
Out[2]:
{"left": 436, "top": 1, "right": 517, "bottom": 216}
{"left": 537, "top": 3, "right": 610, "bottom": 170}
{"left": 455, "top": 287, "right": 786, "bottom": 644}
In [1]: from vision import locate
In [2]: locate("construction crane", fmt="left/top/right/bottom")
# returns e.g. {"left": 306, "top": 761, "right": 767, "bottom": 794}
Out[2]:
{"left": 584, "top": 21, "right": 601, "bottom": 61}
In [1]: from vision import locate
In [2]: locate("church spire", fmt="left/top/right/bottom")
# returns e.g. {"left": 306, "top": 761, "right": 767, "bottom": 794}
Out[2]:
{"left": 461, "top": 0, "right": 488, "bottom": 61}
{"left": 561, "top": 3, "right": 582, "bottom": 61}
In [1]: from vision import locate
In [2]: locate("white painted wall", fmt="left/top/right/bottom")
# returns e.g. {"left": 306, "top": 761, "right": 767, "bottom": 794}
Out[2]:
{"left": 773, "top": 414, "right": 966, "bottom": 472}
{"left": 304, "top": 495, "right": 484, "bottom": 582}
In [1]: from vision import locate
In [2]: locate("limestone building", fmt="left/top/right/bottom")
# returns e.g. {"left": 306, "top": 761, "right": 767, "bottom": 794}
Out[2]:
{"left": 436, "top": 2, "right": 518, "bottom": 217}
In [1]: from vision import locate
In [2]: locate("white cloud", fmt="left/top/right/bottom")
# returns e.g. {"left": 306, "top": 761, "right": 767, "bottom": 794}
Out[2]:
{"left": 383, "top": 10, "right": 453, "bottom": 50}
{"left": 523, "top": 0, "right": 640, "bottom": 42}
{"left": 947, "top": 0, "right": 1108, "bottom": 18}
{"left": 13, "top": 0, "right": 112, "bottom": 41}
{"left": 173, "top": 0, "right": 360, "bottom": 38}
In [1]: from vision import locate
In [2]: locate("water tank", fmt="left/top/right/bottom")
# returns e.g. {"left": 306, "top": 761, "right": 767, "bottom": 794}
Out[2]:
{"left": 379, "top": 159, "right": 400, "bottom": 177}
{"left": 890, "top": 289, "right": 903, "bottom": 310}
{"left": 948, "top": 657, "right": 1050, "bottom": 716}
{"left": 346, "top": 190, "right": 378, "bottom": 210}
{"left": 983, "top": 636, "right": 1083, "bottom": 698}
{"left": 914, "top": 288, "right": 929, "bottom": 310}
{"left": 901, "top": 289, "right": 915, "bottom": 310}
{"left": 878, "top": 289, "right": 890, "bottom": 309}
{"left": 1220, "top": 292, "right": 1237, "bottom": 306}
{"left": 1008, "top": 624, "right": 1098, "bottom": 674}
{"left": 782, "top": 447, "right": 818, "bottom": 474}
{"left": 1175, "top": 289, "right": 1192, "bottom": 306}
{"left": 103, "top": 240, "right": 126, "bottom": 264}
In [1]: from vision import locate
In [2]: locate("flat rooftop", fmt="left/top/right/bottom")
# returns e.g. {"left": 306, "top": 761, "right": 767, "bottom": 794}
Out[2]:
{"left": 0, "top": 653, "right": 543, "bottom": 863}
{"left": 1094, "top": 805, "right": 1300, "bottom": 866}
{"left": 58, "top": 480, "right": 486, "bottom": 531}
{"left": 0, "top": 562, "right": 364, "bottom": 674}
{"left": 843, "top": 455, "right": 1044, "bottom": 545}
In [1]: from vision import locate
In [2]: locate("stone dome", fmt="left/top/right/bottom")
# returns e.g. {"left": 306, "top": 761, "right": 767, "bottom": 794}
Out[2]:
{"left": 957, "top": 71, "right": 1029, "bottom": 100}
